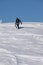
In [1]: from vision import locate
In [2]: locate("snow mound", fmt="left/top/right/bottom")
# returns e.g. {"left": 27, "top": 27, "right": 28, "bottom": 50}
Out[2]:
{"left": 0, "top": 48, "right": 17, "bottom": 65}
{"left": 0, "top": 22, "right": 43, "bottom": 65}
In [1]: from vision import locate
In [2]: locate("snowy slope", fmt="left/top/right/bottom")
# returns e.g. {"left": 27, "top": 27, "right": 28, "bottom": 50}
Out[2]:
{"left": 0, "top": 22, "right": 43, "bottom": 65}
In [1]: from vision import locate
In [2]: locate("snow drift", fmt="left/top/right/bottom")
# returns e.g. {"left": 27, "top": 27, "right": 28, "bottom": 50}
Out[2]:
{"left": 0, "top": 22, "right": 43, "bottom": 65}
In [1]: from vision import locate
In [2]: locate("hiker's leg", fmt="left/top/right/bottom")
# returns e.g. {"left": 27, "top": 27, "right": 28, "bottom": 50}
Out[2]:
{"left": 17, "top": 24, "right": 19, "bottom": 29}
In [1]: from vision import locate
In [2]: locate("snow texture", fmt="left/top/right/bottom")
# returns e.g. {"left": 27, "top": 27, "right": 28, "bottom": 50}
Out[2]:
{"left": 0, "top": 22, "right": 43, "bottom": 65}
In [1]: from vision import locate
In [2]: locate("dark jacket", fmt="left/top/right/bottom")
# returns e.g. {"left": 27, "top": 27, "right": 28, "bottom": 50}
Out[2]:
{"left": 15, "top": 18, "right": 22, "bottom": 25}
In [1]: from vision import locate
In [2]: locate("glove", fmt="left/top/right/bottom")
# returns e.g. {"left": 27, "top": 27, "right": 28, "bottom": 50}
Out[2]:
{"left": 21, "top": 22, "right": 22, "bottom": 25}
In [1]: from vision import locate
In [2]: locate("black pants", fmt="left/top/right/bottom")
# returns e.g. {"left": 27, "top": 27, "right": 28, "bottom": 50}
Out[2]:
{"left": 17, "top": 24, "right": 19, "bottom": 29}
{"left": 15, "top": 23, "right": 19, "bottom": 29}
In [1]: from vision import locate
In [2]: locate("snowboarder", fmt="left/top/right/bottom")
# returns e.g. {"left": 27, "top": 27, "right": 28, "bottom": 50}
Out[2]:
{"left": 15, "top": 17, "right": 22, "bottom": 29}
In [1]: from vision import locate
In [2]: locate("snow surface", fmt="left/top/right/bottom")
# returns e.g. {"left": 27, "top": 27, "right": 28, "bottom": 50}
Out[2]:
{"left": 0, "top": 22, "right": 43, "bottom": 65}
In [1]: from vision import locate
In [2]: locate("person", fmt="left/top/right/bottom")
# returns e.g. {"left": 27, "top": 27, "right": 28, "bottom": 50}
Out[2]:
{"left": 15, "top": 17, "right": 22, "bottom": 29}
